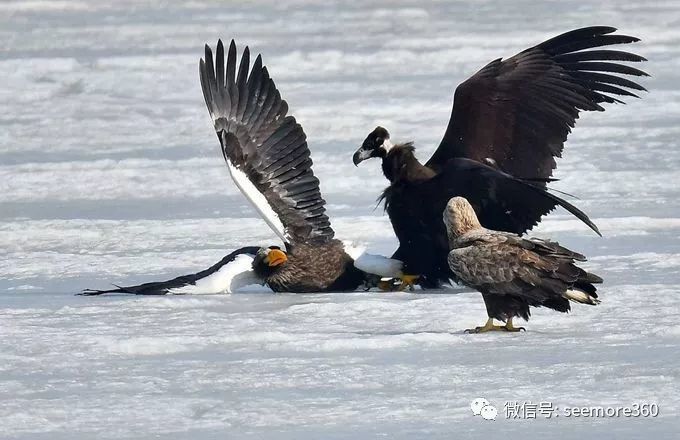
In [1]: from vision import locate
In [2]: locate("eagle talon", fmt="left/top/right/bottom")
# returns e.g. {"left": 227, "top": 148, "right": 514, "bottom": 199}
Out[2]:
{"left": 465, "top": 318, "right": 519, "bottom": 334}
{"left": 377, "top": 275, "right": 419, "bottom": 292}
{"left": 507, "top": 326, "right": 526, "bottom": 332}
{"left": 503, "top": 318, "right": 526, "bottom": 332}
{"left": 464, "top": 327, "right": 487, "bottom": 334}
{"left": 398, "top": 274, "right": 419, "bottom": 291}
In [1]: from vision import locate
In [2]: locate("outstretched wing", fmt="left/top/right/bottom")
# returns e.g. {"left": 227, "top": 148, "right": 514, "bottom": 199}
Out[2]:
{"left": 427, "top": 158, "right": 600, "bottom": 235}
{"left": 80, "top": 246, "right": 262, "bottom": 295}
{"left": 428, "top": 26, "right": 648, "bottom": 178}
{"left": 200, "top": 40, "right": 334, "bottom": 245}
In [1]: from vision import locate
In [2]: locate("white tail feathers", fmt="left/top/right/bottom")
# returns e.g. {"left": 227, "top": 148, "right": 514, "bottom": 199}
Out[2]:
{"left": 354, "top": 253, "right": 403, "bottom": 277}
{"left": 343, "top": 241, "right": 403, "bottom": 278}
{"left": 563, "top": 289, "right": 601, "bottom": 305}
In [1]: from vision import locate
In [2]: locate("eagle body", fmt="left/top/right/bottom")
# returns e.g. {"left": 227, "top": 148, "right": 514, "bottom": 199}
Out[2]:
{"left": 445, "top": 197, "right": 602, "bottom": 324}
{"left": 381, "top": 145, "right": 447, "bottom": 286}
{"left": 262, "top": 240, "right": 363, "bottom": 292}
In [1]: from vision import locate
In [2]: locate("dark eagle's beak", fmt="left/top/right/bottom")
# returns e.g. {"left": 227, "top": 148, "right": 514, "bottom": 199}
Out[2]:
{"left": 264, "top": 249, "right": 288, "bottom": 267}
{"left": 353, "top": 147, "right": 372, "bottom": 166}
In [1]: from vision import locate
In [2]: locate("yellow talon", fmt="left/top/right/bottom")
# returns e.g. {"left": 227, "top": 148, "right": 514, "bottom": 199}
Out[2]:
{"left": 503, "top": 317, "right": 526, "bottom": 332}
{"left": 465, "top": 317, "right": 525, "bottom": 334}
{"left": 465, "top": 318, "right": 506, "bottom": 333}
{"left": 377, "top": 275, "right": 420, "bottom": 292}
{"left": 398, "top": 274, "right": 419, "bottom": 291}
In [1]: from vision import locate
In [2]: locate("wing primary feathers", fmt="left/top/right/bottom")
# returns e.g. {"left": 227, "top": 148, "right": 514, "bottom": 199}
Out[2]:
{"left": 226, "top": 40, "right": 237, "bottom": 87}
{"left": 562, "top": 61, "right": 650, "bottom": 77}
{"left": 226, "top": 40, "right": 238, "bottom": 123}
{"left": 569, "top": 71, "right": 648, "bottom": 91}
{"left": 203, "top": 45, "right": 219, "bottom": 117}
{"left": 523, "top": 182, "right": 601, "bottom": 236}
{"left": 262, "top": 89, "right": 284, "bottom": 128}
{"left": 429, "top": 26, "right": 647, "bottom": 185}
{"left": 216, "top": 40, "right": 225, "bottom": 97}
{"left": 199, "top": 40, "right": 335, "bottom": 243}
{"left": 537, "top": 26, "right": 618, "bottom": 51}
{"left": 550, "top": 35, "right": 641, "bottom": 55}
{"left": 247, "top": 66, "right": 272, "bottom": 129}
{"left": 199, "top": 59, "right": 212, "bottom": 115}
{"left": 236, "top": 46, "right": 250, "bottom": 120}
{"left": 252, "top": 81, "right": 279, "bottom": 135}
{"left": 581, "top": 81, "right": 641, "bottom": 98}
{"left": 539, "top": 26, "right": 640, "bottom": 55}
{"left": 243, "top": 54, "right": 263, "bottom": 125}
{"left": 553, "top": 49, "right": 647, "bottom": 63}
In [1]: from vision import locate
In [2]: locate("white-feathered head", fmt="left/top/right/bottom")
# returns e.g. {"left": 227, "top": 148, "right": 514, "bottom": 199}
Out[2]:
{"left": 444, "top": 197, "right": 482, "bottom": 239}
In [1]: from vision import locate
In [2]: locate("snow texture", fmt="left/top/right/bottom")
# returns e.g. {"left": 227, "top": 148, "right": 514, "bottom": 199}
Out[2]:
{"left": 1, "top": 0, "right": 679, "bottom": 438}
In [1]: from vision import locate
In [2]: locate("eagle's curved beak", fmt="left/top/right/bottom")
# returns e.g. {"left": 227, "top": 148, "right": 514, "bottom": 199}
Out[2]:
{"left": 264, "top": 249, "right": 288, "bottom": 267}
{"left": 352, "top": 147, "right": 372, "bottom": 166}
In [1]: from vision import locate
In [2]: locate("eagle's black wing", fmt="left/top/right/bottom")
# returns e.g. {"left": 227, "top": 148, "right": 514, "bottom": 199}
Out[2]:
{"left": 382, "top": 158, "right": 599, "bottom": 287}
{"left": 428, "top": 158, "right": 600, "bottom": 235}
{"left": 428, "top": 26, "right": 648, "bottom": 179}
{"left": 200, "top": 40, "right": 333, "bottom": 245}
{"left": 80, "top": 246, "right": 262, "bottom": 295}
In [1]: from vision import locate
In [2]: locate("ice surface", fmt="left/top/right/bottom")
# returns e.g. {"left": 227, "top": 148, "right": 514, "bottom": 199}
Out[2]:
{"left": 1, "top": 0, "right": 679, "bottom": 438}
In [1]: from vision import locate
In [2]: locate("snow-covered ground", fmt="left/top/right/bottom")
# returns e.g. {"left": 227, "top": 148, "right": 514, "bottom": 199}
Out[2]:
{"left": 2, "top": 0, "right": 679, "bottom": 438}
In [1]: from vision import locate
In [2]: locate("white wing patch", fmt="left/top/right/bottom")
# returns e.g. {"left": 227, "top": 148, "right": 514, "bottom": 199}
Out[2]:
{"left": 343, "top": 241, "right": 403, "bottom": 278}
{"left": 168, "top": 254, "right": 262, "bottom": 295}
{"left": 227, "top": 161, "right": 288, "bottom": 243}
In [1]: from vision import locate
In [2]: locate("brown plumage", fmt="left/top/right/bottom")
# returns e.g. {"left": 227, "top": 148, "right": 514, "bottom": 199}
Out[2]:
{"left": 444, "top": 197, "right": 602, "bottom": 332}
{"left": 253, "top": 241, "right": 361, "bottom": 292}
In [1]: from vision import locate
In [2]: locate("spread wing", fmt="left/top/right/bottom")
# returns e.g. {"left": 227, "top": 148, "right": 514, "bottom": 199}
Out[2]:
{"left": 200, "top": 40, "right": 333, "bottom": 245}
{"left": 426, "top": 158, "right": 601, "bottom": 235}
{"left": 428, "top": 26, "right": 648, "bottom": 178}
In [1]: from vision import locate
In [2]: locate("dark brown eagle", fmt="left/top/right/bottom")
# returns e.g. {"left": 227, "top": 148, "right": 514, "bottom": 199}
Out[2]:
{"left": 444, "top": 197, "right": 602, "bottom": 333}
{"left": 352, "top": 26, "right": 647, "bottom": 288}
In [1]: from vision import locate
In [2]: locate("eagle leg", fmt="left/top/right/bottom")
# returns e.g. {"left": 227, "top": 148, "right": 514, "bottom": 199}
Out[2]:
{"left": 465, "top": 317, "right": 521, "bottom": 333}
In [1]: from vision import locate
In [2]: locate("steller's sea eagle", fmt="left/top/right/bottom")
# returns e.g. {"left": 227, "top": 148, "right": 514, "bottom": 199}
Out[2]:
{"left": 83, "top": 41, "right": 402, "bottom": 295}
{"left": 444, "top": 197, "right": 602, "bottom": 333}
{"left": 352, "top": 26, "right": 647, "bottom": 289}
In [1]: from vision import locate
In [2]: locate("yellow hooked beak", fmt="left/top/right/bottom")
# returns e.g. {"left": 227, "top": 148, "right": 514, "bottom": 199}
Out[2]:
{"left": 264, "top": 249, "right": 288, "bottom": 267}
